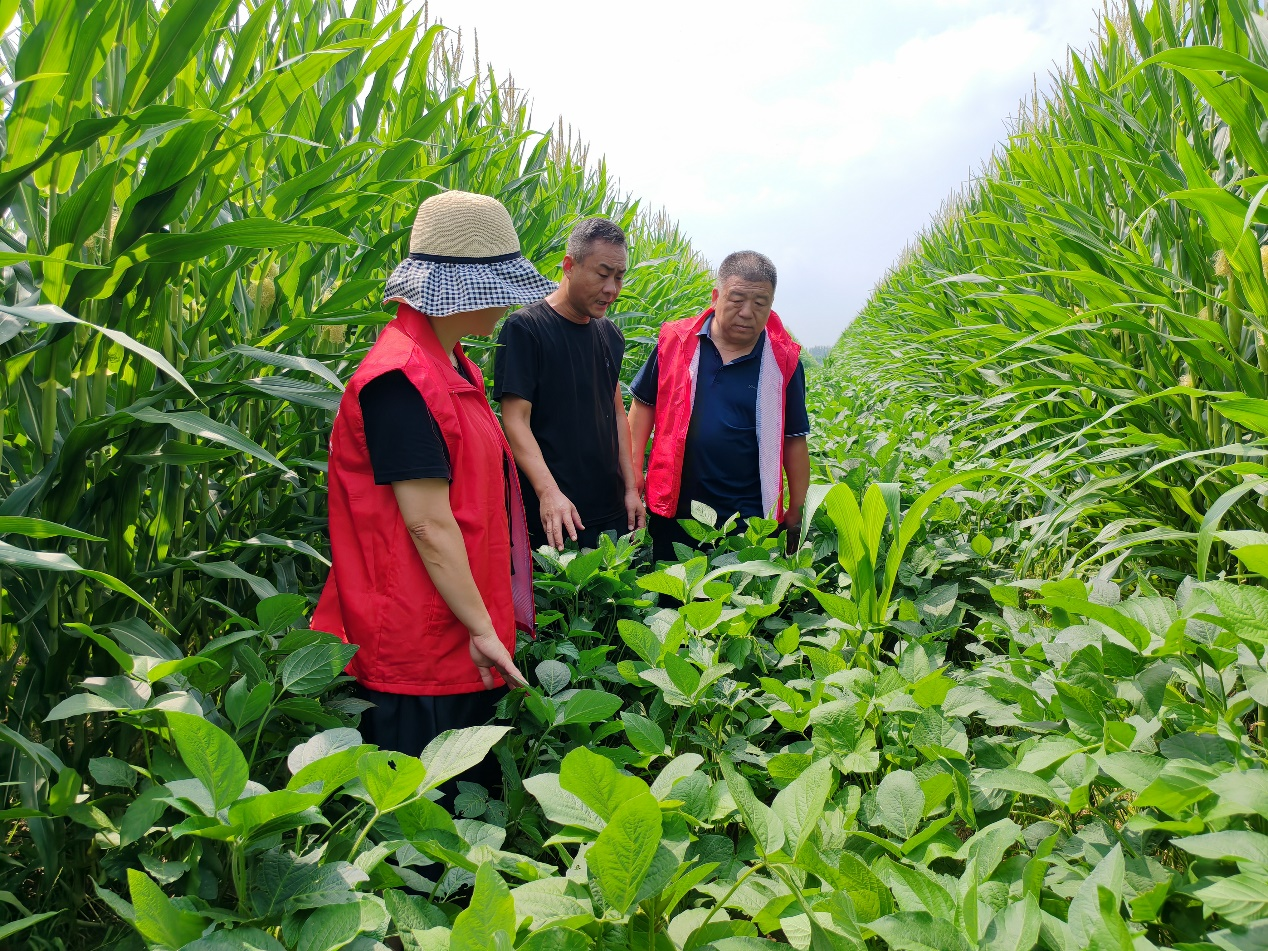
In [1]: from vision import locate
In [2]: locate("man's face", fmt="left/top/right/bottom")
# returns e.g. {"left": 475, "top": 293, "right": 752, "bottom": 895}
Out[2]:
{"left": 710, "top": 276, "right": 774, "bottom": 347}
{"left": 562, "top": 241, "right": 627, "bottom": 319}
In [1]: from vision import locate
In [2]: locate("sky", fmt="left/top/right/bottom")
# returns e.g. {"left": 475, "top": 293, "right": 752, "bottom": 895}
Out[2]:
{"left": 421, "top": 1, "right": 1107, "bottom": 346}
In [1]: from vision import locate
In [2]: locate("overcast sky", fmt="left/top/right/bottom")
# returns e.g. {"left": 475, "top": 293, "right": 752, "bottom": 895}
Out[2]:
{"left": 422, "top": 1, "right": 1106, "bottom": 345}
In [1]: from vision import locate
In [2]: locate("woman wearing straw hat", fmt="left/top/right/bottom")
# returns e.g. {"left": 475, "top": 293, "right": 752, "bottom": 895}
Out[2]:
{"left": 313, "top": 191, "right": 553, "bottom": 773}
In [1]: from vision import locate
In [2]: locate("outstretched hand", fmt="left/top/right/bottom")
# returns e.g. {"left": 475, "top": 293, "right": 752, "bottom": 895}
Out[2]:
{"left": 469, "top": 629, "right": 526, "bottom": 690}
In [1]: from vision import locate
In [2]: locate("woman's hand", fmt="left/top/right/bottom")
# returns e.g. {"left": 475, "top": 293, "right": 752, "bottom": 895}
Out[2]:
{"left": 469, "top": 628, "right": 526, "bottom": 690}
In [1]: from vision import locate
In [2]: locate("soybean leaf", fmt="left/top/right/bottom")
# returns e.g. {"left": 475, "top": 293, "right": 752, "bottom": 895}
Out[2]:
{"left": 357, "top": 751, "right": 426, "bottom": 813}
{"left": 184, "top": 928, "right": 286, "bottom": 951}
{"left": 976, "top": 769, "right": 1060, "bottom": 804}
{"left": 287, "top": 728, "right": 365, "bottom": 776}
{"left": 128, "top": 868, "right": 209, "bottom": 949}
{"left": 248, "top": 850, "right": 366, "bottom": 919}
{"left": 1174, "top": 831, "right": 1268, "bottom": 866}
{"left": 874, "top": 770, "right": 925, "bottom": 840}
{"left": 617, "top": 620, "right": 662, "bottom": 666}
{"left": 164, "top": 712, "right": 249, "bottom": 812}
{"left": 586, "top": 793, "right": 662, "bottom": 915}
{"left": 559, "top": 746, "right": 649, "bottom": 821}
{"left": 981, "top": 895, "right": 1041, "bottom": 951}
{"left": 771, "top": 757, "right": 833, "bottom": 860}
{"left": 258, "top": 594, "right": 310, "bottom": 637}
{"left": 88, "top": 756, "right": 136, "bottom": 789}
{"left": 522, "top": 772, "right": 604, "bottom": 832}
{"left": 450, "top": 862, "right": 516, "bottom": 951}
{"left": 621, "top": 712, "right": 667, "bottom": 756}
{"left": 44, "top": 692, "right": 121, "bottom": 721}
{"left": 868, "top": 912, "right": 973, "bottom": 951}
{"left": 719, "top": 756, "right": 785, "bottom": 858}
{"left": 558, "top": 689, "right": 622, "bottom": 726}
{"left": 280, "top": 643, "right": 358, "bottom": 695}
{"left": 535, "top": 659, "right": 571, "bottom": 696}
{"left": 295, "top": 901, "right": 362, "bottom": 951}
{"left": 421, "top": 726, "right": 511, "bottom": 793}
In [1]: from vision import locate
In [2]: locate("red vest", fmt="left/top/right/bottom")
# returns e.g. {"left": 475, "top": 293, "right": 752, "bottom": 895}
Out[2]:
{"left": 312, "top": 305, "right": 534, "bottom": 696}
{"left": 645, "top": 308, "right": 802, "bottom": 522}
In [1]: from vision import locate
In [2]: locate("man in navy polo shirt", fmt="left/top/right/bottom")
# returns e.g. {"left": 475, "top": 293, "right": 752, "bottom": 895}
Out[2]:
{"left": 628, "top": 251, "right": 811, "bottom": 562}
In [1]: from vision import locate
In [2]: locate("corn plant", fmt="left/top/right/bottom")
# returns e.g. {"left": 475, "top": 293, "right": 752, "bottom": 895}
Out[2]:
{"left": 5, "top": 0, "right": 1268, "bottom": 949}
{"left": 0, "top": 0, "right": 711, "bottom": 939}
{"left": 834, "top": 0, "right": 1268, "bottom": 580}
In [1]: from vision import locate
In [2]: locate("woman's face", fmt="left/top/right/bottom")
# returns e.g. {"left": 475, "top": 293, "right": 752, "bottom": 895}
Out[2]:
{"left": 466, "top": 305, "right": 509, "bottom": 337}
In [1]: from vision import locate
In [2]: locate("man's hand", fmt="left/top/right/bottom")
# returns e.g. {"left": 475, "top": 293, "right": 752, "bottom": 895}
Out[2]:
{"left": 625, "top": 485, "right": 647, "bottom": 533}
{"left": 469, "top": 628, "right": 526, "bottom": 690}
{"left": 782, "top": 518, "right": 802, "bottom": 555}
{"left": 538, "top": 485, "right": 584, "bottom": 550}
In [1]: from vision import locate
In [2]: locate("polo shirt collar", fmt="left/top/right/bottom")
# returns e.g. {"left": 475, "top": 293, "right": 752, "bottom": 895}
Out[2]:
{"left": 699, "top": 315, "right": 765, "bottom": 365}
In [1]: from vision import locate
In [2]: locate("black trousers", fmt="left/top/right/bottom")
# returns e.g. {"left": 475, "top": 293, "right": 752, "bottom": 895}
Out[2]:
{"left": 649, "top": 511, "right": 789, "bottom": 562}
{"left": 528, "top": 510, "right": 630, "bottom": 551}
{"left": 648, "top": 512, "right": 697, "bottom": 563}
{"left": 355, "top": 684, "right": 508, "bottom": 803}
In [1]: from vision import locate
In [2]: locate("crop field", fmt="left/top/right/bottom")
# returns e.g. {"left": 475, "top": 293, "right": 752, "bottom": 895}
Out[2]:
{"left": 0, "top": 0, "right": 1266, "bottom": 950}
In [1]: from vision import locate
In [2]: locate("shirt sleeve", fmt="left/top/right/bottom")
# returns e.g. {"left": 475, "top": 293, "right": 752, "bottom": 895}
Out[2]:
{"left": 629, "top": 348, "right": 659, "bottom": 406}
{"left": 609, "top": 322, "right": 627, "bottom": 362}
{"left": 359, "top": 370, "right": 451, "bottom": 484}
{"left": 492, "top": 315, "right": 538, "bottom": 403}
{"left": 784, "top": 361, "right": 810, "bottom": 438}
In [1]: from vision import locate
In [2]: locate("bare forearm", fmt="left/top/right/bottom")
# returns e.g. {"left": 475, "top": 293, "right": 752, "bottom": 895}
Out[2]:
{"left": 628, "top": 399, "right": 654, "bottom": 483}
{"left": 394, "top": 485, "right": 495, "bottom": 636}
{"left": 501, "top": 399, "right": 557, "bottom": 495}
{"left": 784, "top": 436, "right": 810, "bottom": 523}
{"left": 614, "top": 389, "right": 637, "bottom": 491}
{"left": 501, "top": 396, "right": 583, "bottom": 547}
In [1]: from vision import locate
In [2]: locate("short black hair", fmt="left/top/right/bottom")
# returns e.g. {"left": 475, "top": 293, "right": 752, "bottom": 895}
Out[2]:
{"left": 717, "top": 250, "right": 777, "bottom": 291}
{"left": 566, "top": 217, "right": 626, "bottom": 262}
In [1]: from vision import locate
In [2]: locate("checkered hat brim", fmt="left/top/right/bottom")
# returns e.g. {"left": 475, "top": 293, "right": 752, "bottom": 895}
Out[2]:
{"left": 383, "top": 254, "right": 557, "bottom": 318}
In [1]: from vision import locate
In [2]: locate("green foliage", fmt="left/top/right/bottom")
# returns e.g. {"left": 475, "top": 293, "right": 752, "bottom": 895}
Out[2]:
{"left": 3, "top": 1, "right": 1268, "bottom": 950}
{"left": 831, "top": 0, "right": 1268, "bottom": 583}
{"left": 0, "top": 0, "right": 712, "bottom": 941}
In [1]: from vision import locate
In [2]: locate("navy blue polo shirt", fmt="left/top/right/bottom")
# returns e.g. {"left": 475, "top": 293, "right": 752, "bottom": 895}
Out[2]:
{"left": 630, "top": 318, "right": 810, "bottom": 521}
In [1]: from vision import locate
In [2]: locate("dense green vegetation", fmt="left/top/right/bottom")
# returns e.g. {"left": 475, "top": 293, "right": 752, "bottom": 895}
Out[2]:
{"left": 2, "top": 0, "right": 1267, "bottom": 950}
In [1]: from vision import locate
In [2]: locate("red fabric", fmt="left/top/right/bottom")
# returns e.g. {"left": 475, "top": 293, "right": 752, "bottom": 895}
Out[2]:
{"left": 645, "top": 308, "right": 802, "bottom": 521}
{"left": 312, "top": 305, "right": 534, "bottom": 696}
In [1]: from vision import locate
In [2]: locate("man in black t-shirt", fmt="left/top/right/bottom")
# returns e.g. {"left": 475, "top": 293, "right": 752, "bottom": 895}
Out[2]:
{"left": 494, "top": 218, "right": 645, "bottom": 550}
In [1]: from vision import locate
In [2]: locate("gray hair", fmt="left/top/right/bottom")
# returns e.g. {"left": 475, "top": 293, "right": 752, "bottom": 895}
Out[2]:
{"left": 717, "top": 250, "right": 777, "bottom": 291}
{"left": 565, "top": 217, "right": 627, "bottom": 262}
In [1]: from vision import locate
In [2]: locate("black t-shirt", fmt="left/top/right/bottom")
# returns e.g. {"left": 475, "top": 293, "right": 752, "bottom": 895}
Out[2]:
{"left": 359, "top": 366, "right": 471, "bottom": 484}
{"left": 492, "top": 301, "right": 626, "bottom": 530}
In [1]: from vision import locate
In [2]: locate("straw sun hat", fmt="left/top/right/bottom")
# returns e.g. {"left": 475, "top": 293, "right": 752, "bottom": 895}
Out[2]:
{"left": 384, "top": 190, "right": 557, "bottom": 317}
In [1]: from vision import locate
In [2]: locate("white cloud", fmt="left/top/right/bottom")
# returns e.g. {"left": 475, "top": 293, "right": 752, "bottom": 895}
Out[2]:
{"left": 423, "top": 0, "right": 1105, "bottom": 344}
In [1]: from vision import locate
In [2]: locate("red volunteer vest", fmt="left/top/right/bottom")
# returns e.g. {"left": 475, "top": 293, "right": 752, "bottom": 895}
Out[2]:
{"left": 312, "top": 305, "right": 534, "bottom": 696}
{"left": 645, "top": 308, "right": 802, "bottom": 522}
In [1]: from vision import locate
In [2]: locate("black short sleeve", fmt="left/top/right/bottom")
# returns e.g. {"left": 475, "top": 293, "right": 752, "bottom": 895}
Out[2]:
{"left": 784, "top": 361, "right": 810, "bottom": 438}
{"left": 492, "top": 315, "right": 540, "bottom": 403}
{"left": 359, "top": 370, "right": 451, "bottom": 484}
{"left": 603, "top": 321, "right": 626, "bottom": 372}
{"left": 630, "top": 349, "right": 659, "bottom": 406}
